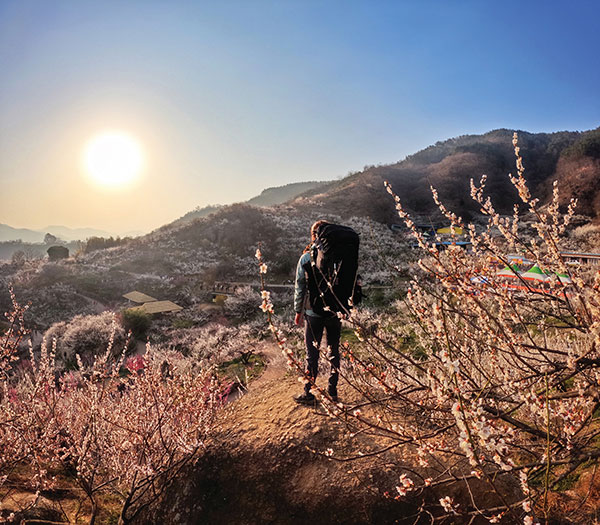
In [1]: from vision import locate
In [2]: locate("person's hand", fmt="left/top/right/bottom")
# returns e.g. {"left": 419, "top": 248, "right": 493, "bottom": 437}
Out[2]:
{"left": 294, "top": 312, "right": 304, "bottom": 327}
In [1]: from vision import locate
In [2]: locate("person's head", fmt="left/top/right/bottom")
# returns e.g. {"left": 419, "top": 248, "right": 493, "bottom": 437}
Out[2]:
{"left": 310, "top": 220, "right": 329, "bottom": 241}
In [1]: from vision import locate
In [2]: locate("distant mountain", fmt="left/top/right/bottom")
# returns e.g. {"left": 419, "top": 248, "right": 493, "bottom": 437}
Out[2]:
{"left": 0, "top": 224, "right": 46, "bottom": 243}
{"left": 246, "top": 181, "right": 330, "bottom": 207}
{"left": 0, "top": 223, "right": 129, "bottom": 243}
{"left": 291, "top": 127, "right": 600, "bottom": 223}
{"left": 170, "top": 205, "right": 223, "bottom": 228}
{"left": 42, "top": 225, "right": 115, "bottom": 241}
{"left": 172, "top": 181, "right": 330, "bottom": 227}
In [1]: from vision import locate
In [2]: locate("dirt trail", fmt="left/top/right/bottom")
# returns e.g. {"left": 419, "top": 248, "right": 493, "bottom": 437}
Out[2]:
{"left": 144, "top": 344, "right": 426, "bottom": 525}
{"left": 251, "top": 341, "right": 288, "bottom": 387}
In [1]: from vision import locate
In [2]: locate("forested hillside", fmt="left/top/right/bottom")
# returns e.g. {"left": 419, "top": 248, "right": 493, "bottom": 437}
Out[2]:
{"left": 291, "top": 128, "right": 600, "bottom": 223}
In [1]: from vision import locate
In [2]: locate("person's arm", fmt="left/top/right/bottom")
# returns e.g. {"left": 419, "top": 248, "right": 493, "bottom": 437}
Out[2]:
{"left": 294, "top": 253, "right": 308, "bottom": 325}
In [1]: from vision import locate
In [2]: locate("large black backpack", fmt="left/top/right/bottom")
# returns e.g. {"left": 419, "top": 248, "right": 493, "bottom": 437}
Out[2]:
{"left": 303, "top": 223, "right": 360, "bottom": 316}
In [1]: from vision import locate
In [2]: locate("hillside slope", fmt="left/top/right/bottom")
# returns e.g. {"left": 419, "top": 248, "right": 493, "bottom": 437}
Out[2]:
{"left": 290, "top": 128, "right": 600, "bottom": 223}
{"left": 246, "top": 181, "right": 331, "bottom": 207}
{"left": 143, "top": 344, "right": 520, "bottom": 525}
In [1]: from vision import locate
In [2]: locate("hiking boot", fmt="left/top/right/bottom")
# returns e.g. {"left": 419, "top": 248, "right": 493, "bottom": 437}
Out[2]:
{"left": 294, "top": 392, "right": 316, "bottom": 405}
{"left": 327, "top": 388, "right": 338, "bottom": 402}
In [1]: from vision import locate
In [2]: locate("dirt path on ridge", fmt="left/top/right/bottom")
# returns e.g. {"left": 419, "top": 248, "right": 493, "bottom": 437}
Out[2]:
{"left": 143, "top": 342, "right": 428, "bottom": 525}
{"left": 251, "top": 341, "right": 288, "bottom": 388}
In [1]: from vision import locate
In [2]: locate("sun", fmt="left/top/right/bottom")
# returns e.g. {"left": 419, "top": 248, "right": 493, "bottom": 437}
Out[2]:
{"left": 84, "top": 131, "right": 144, "bottom": 187}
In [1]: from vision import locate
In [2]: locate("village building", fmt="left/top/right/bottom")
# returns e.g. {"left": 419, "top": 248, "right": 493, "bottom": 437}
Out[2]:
{"left": 560, "top": 252, "right": 600, "bottom": 266}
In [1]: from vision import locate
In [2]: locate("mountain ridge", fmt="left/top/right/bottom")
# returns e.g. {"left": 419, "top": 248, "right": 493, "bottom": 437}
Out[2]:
{"left": 246, "top": 180, "right": 331, "bottom": 207}
{"left": 285, "top": 127, "right": 600, "bottom": 223}
{"left": 0, "top": 223, "right": 138, "bottom": 243}
{"left": 170, "top": 181, "right": 332, "bottom": 227}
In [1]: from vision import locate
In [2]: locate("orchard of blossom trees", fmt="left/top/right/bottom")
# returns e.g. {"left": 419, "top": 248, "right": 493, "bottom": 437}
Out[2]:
{"left": 0, "top": 291, "right": 223, "bottom": 524}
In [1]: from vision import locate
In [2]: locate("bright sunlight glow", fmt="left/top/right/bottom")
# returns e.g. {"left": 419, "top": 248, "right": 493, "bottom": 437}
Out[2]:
{"left": 84, "top": 131, "right": 144, "bottom": 187}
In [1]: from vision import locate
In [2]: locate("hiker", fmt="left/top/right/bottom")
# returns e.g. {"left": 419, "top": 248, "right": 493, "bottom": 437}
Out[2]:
{"left": 293, "top": 220, "right": 360, "bottom": 405}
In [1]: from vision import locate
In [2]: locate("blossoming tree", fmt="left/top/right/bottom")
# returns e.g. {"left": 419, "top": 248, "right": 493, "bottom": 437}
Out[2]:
{"left": 259, "top": 134, "right": 599, "bottom": 524}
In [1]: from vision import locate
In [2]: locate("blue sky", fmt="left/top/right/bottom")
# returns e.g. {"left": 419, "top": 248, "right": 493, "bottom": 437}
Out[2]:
{"left": 1, "top": 1, "right": 599, "bottom": 233}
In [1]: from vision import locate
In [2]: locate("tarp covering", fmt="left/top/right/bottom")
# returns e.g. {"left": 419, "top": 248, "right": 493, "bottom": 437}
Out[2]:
{"left": 123, "top": 291, "right": 158, "bottom": 303}
{"left": 520, "top": 265, "right": 550, "bottom": 282}
{"left": 437, "top": 226, "right": 464, "bottom": 235}
{"left": 131, "top": 300, "right": 183, "bottom": 314}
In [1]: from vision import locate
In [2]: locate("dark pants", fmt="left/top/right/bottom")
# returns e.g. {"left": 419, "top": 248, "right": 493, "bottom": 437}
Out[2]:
{"left": 304, "top": 314, "right": 341, "bottom": 394}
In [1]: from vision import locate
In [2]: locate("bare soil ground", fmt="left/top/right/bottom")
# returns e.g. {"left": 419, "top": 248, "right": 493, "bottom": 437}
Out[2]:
{"left": 143, "top": 344, "right": 435, "bottom": 524}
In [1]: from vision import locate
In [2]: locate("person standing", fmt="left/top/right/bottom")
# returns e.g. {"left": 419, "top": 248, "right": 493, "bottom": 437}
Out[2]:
{"left": 293, "top": 220, "right": 344, "bottom": 404}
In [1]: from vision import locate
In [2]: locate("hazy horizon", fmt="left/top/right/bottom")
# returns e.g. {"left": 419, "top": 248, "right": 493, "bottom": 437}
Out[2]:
{"left": 2, "top": 0, "right": 600, "bottom": 233}
{"left": 0, "top": 222, "right": 146, "bottom": 238}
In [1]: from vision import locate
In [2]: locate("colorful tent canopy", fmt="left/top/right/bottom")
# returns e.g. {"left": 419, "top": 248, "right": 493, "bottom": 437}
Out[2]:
{"left": 496, "top": 265, "right": 521, "bottom": 278}
{"left": 520, "top": 265, "right": 550, "bottom": 282}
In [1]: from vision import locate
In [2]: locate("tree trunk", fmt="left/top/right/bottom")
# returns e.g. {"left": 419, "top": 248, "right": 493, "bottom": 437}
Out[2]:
{"left": 88, "top": 495, "right": 97, "bottom": 525}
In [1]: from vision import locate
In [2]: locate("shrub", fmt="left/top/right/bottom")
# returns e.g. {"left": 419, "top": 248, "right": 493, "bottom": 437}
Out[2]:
{"left": 121, "top": 309, "right": 152, "bottom": 340}
{"left": 47, "top": 245, "right": 69, "bottom": 261}
{"left": 10, "top": 250, "right": 26, "bottom": 266}
{"left": 223, "top": 286, "right": 260, "bottom": 322}
{"left": 44, "top": 311, "right": 130, "bottom": 364}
